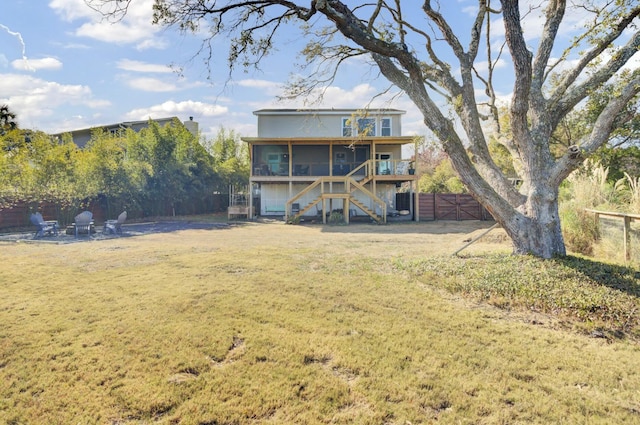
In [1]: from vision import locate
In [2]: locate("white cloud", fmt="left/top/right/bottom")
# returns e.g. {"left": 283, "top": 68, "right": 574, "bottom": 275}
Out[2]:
{"left": 12, "top": 57, "right": 63, "bottom": 71}
{"left": 473, "top": 58, "right": 508, "bottom": 74}
{"left": 135, "top": 37, "right": 170, "bottom": 51}
{"left": 125, "top": 100, "right": 228, "bottom": 121}
{"left": 49, "top": 0, "right": 101, "bottom": 21}
{"left": 74, "top": 21, "right": 157, "bottom": 45}
{"left": 126, "top": 77, "right": 177, "bottom": 92}
{"left": 0, "top": 72, "right": 109, "bottom": 131}
{"left": 462, "top": 6, "right": 478, "bottom": 17}
{"left": 235, "top": 79, "right": 285, "bottom": 97}
{"left": 50, "top": 0, "right": 162, "bottom": 48}
{"left": 117, "top": 59, "right": 173, "bottom": 73}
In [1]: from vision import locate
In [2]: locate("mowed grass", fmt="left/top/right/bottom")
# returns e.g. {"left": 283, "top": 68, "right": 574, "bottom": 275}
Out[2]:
{"left": 1, "top": 221, "right": 640, "bottom": 424}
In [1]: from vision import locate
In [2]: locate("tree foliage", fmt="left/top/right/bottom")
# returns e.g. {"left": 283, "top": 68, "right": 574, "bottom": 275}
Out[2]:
{"left": 418, "top": 160, "right": 466, "bottom": 194}
{"left": 89, "top": 0, "right": 640, "bottom": 258}
{"left": 204, "top": 127, "right": 250, "bottom": 192}
{"left": 0, "top": 118, "right": 222, "bottom": 220}
{"left": 0, "top": 104, "right": 18, "bottom": 132}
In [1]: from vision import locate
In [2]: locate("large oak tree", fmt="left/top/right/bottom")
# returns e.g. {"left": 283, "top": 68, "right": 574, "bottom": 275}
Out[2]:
{"left": 91, "top": 0, "right": 640, "bottom": 258}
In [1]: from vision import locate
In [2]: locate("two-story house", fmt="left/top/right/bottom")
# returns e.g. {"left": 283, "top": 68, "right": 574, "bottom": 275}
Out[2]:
{"left": 242, "top": 109, "right": 418, "bottom": 223}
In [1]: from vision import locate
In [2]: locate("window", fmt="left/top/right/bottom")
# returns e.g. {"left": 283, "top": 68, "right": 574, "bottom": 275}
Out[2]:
{"left": 342, "top": 118, "right": 352, "bottom": 137}
{"left": 381, "top": 117, "right": 391, "bottom": 136}
{"left": 341, "top": 116, "right": 392, "bottom": 137}
{"left": 356, "top": 118, "right": 376, "bottom": 136}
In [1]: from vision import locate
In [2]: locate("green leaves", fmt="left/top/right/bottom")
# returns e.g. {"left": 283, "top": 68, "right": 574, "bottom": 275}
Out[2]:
{"left": 0, "top": 119, "right": 220, "bottom": 217}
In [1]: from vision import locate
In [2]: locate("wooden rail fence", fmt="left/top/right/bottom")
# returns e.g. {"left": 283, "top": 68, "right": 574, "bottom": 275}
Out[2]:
{"left": 586, "top": 209, "right": 640, "bottom": 262}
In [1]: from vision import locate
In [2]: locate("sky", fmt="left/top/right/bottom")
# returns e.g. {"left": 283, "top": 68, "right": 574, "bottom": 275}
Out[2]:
{"left": 1, "top": 1, "right": 637, "bottom": 142}
{"left": 1, "top": 0, "right": 429, "bottom": 140}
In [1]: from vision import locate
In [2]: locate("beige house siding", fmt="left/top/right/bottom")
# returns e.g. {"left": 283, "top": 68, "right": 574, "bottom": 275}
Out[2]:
{"left": 255, "top": 109, "right": 404, "bottom": 138}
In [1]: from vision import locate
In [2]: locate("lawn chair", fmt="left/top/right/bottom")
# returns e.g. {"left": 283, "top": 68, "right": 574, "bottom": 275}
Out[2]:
{"left": 30, "top": 212, "right": 58, "bottom": 239}
{"left": 103, "top": 211, "right": 127, "bottom": 235}
{"left": 73, "top": 211, "right": 94, "bottom": 238}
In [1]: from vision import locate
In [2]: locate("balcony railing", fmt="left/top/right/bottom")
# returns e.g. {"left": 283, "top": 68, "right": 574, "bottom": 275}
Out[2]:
{"left": 252, "top": 159, "right": 413, "bottom": 177}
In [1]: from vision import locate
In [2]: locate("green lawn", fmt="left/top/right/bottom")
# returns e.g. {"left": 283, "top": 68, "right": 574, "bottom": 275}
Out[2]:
{"left": 1, "top": 221, "right": 639, "bottom": 424}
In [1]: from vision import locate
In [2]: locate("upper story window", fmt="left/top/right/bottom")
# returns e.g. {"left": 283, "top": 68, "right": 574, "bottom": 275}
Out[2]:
{"left": 342, "top": 116, "right": 392, "bottom": 137}
{"left": 342, "top": 118, "right": 352, "bottom": 137}
{"left": 109, "top": 128, "right": 123, "bottom": 137}
{"left": 356, "top": 118, "right": 376, "bottom": 136}
{"left": 380, "top": 117, "right": 391, "bottom": 136}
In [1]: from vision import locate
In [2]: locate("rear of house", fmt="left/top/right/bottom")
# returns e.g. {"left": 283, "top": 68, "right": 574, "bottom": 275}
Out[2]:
{"left": 242, "top": 109, "right": 418, "bottom": 223}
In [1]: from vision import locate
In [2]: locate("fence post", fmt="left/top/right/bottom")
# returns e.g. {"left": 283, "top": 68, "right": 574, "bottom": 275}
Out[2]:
{"left": 624, "top": 216, "right": 631, "bottom": 262}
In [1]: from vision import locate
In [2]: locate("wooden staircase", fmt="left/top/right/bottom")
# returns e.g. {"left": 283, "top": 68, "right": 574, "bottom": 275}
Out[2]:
{"left": 284, "top": 160, "right": 386, "bottom": 224}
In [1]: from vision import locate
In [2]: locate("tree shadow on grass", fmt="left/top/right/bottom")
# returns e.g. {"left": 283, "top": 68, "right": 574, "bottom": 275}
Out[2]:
{"left": 555, "top": 255, "right": 640, "bottom": 298}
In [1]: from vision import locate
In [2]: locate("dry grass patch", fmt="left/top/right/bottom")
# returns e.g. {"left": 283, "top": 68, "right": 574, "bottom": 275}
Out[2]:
{"left": 1, "top": 221, "right": 639, "bottom": 424}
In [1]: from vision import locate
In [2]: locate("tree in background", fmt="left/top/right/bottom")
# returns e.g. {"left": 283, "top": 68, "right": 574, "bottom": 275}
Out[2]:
{"left": 414, "top": 138, "right": 447, "bottom": 177}
{"left": 89, "top": 0, "right": 640, "bottom": 258}
{"left": 418, "top": 160, "right": 467, "bottom": 194}
{"left": 0, "top": 118, "right": 221, "bottom": 222}
{"left": 205, "top": 127, "right": 250, "bottom": 193}
{"left": 0, "top": 128, "right": 36, "bottom": 206}
{"left": 137, "top": 118, "right": 218, "bottom": 216}
{"left": 0, "top": 104, "right": 18, "bottom": 132}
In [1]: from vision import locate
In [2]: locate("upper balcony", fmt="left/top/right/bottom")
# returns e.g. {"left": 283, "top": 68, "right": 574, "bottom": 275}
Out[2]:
{"left": 251, "top": 159, "right": 416, "bottom": 182}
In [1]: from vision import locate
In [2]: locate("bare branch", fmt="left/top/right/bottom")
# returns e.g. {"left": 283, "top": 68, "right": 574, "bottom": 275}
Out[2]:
{"left": 422, "top": 1, "right": 466, "bottom": 62}
{"left": 550, "top": 4, "right": 640, "bottom": 113}
{"left": 531, "top": 0, "right": 565, "bottom": 95}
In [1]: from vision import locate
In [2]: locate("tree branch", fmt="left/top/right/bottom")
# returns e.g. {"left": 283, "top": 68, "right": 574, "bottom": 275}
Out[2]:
{"left": 550, "top": 4, "right": 640, "bottom": 116}
{"left": 551, "top": 71, "right": 640, "bottom": 185}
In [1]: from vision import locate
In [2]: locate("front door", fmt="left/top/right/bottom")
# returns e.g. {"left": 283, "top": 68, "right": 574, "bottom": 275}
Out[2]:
{"left": 376, "top": 153, "right": 392, "bottom": 175}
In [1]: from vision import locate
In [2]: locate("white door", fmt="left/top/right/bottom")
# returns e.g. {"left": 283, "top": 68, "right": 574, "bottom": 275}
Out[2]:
{"left": 376, "top": 153, "right": 392, "bottom": 175}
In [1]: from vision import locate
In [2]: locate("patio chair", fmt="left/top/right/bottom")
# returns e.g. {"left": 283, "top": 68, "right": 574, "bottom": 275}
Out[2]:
{"left": 30, "top": 212, "right": 58, "bottom": 239}
{"left": 73, "top": 211, "right": 94, "bottom": 238}
{"left": 103, "top": 210, "right": 127, "bottom": 235}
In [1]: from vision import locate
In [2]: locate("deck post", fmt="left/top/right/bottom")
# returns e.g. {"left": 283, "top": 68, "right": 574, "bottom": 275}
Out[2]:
{"left": 322, "top": 198, "right": 327, "bottom": 224}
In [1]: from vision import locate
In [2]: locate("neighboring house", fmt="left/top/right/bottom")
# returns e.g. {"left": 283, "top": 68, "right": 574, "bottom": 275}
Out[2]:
{"left": 242, "top": 109, "right": 418, "bottom": 223}
{"left": 52, "top": 116, "right": 199, "bottom": 148}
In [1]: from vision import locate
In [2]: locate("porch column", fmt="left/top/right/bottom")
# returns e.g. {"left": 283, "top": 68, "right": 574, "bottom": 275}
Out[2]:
{"left": 249, "top": 183, "right": 254, "bottom": 219}
{"left": 414, "top": 182, "right": 420, "bottom": 222}
{"left": 322, "top": 198, "right": 327, "bottom": 224}
{"left": 344, "top": 198, "right": 349, "bottom": 224}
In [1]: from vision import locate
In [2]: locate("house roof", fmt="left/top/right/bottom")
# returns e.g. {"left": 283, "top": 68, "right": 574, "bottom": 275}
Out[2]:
{"left": 52, "top": 117, "right": 180, "bottom": 136}
{"left": 253, "top": 108, "right": 406, "bottom": 116}
{"left": 51, "top": 116, "right": 198, "bottom": 148}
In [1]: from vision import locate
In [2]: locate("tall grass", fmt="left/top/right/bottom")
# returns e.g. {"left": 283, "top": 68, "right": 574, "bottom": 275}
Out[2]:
{"left": 559, "top": 160, "right": 637, "bottom": 258}
{"left": 623, "top": 172, "right": 640, "bottom": 214}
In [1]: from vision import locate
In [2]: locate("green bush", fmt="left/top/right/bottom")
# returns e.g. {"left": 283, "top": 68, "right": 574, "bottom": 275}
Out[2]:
{"left": 418, "top": 160, "right": 466, "bottom": 193}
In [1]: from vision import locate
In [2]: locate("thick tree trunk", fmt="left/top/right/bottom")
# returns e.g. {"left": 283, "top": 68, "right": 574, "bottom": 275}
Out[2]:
{"left": 498, "top": 188, "right": 567, "bottom": 258}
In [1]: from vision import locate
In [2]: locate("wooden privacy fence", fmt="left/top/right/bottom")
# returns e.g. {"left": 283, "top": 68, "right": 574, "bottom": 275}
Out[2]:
{"left": 0, "top": 201, "right": 104, "bottom": 231}
{"left": 0, "top": 194, "right": 230, "bottom": 231}
{"left": 586, "top": 209, "right": 640, "bottom": 262}
{"left": 418, "top": 193, "right": 493, "bottom": 221}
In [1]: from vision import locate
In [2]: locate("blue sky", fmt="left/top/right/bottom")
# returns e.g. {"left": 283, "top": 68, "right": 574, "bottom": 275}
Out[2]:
{"left": 1, "top": 1, "right": 636, "bottom": 142}
{"left": 1, "top": 0, "right": 428, "bottom": 139}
